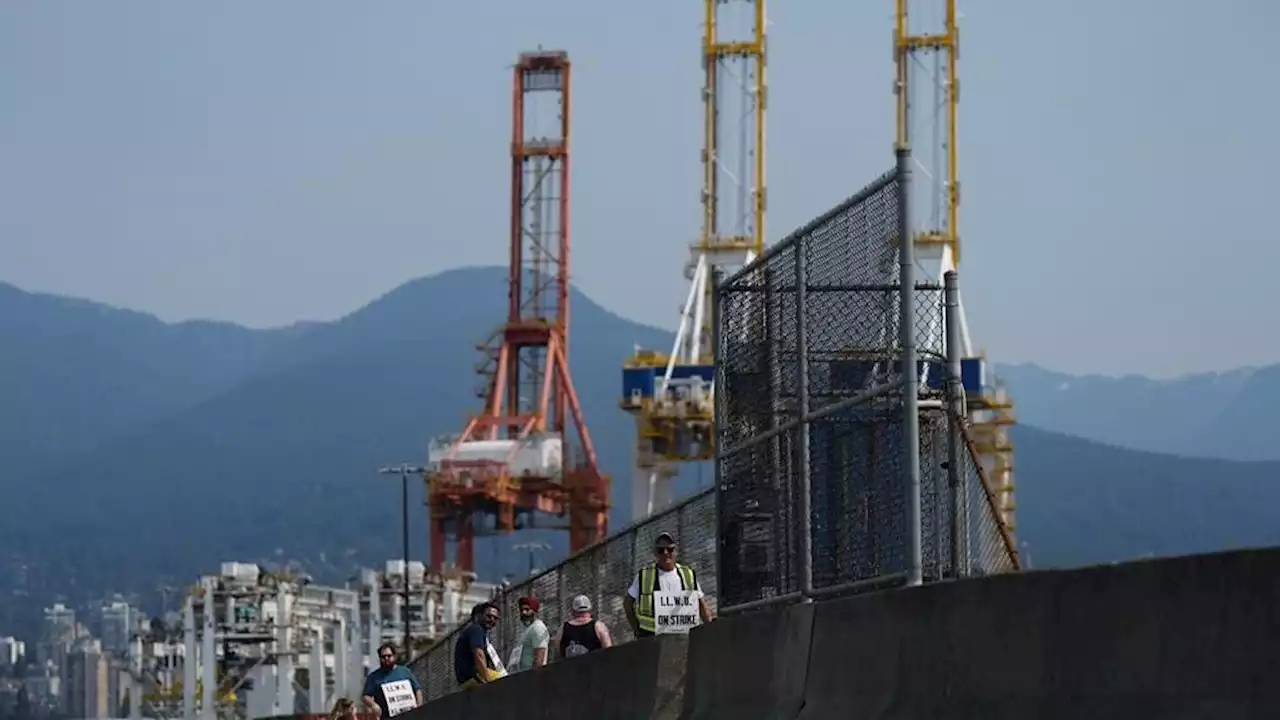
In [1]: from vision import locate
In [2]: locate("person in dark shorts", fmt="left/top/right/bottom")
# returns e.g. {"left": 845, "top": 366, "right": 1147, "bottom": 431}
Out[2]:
{"left": 454, "top": 601, "right": 505, "bottom": 687}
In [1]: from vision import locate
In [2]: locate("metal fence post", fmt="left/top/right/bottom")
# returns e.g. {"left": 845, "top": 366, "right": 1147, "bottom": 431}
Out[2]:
{"left": 794, "top": 234, "right": 813, "bottom": 599}
{"left": 764, "top": 263, "right": 783, "bottom": 588}
{"left": 896, "top": 146, "right": 923, "bottom": 587}
{"left": 711, "top": 267, "right": 726, "bottom": 590}
{"left": 944, "top": 270, "right": 965, "bottom": 577}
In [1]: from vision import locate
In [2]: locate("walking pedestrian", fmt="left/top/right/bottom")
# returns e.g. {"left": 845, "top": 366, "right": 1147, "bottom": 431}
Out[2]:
{"left": 557, "top": 594, "right": 612, "bottom": 659}
{"left": 361, "top": 643, "right": 423, "bottom": 718}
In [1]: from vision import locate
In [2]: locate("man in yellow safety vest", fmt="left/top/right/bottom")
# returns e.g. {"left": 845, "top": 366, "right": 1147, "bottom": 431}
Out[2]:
{"left": 624, "top": 532, "right": 715, "bottom": 637}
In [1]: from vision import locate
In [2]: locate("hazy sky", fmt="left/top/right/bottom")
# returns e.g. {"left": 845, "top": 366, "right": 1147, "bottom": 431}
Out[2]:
{"left": 1, "top": 1, "right": 1275, "bottom": 378}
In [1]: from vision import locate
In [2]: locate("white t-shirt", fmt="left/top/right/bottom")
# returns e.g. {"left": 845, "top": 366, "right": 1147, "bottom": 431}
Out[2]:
{"left": 626, "top": 566, "right": 703, "bottom": 599}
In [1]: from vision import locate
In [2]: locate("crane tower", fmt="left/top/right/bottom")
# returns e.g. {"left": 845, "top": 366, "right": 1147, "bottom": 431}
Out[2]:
{"left": 426, "top": 51, "right": 610, "bottom": 573}
{"left": 621, "top": 0, "right": 767, "bottom": 522}
{"left": 895, "top": 0, "right": 1017, "bottom": 528}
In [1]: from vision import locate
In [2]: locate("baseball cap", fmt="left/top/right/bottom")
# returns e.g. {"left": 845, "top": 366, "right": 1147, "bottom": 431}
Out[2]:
{"left": 518, "top": 596, "right": 540, "bottom": 612}
{"left": 571, "top": 595, "right": 592, "bottom": 613}
{"left": 654, "top": 532, "right": 677, "bottom": 547}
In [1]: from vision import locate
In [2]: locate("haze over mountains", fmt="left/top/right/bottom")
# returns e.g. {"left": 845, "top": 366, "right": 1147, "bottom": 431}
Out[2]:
{"left": 995, "top": 362, "right": 1280, "bottom": 462}
{"left": 3, "top": 267, "right": 1279, "bottom": 635}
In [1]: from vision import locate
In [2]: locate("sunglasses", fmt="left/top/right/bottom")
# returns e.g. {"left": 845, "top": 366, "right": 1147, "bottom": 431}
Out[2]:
{"left": 379, "top": 654, "right": 395, "bottom": 660}
{"left": 654, "top": 546, "right": 676, "bottom": 555}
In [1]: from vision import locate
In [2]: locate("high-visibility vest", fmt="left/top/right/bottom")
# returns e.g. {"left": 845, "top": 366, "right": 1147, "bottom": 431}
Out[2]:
{"left": 635, "top": 563, "right": 697, "bottom": 633}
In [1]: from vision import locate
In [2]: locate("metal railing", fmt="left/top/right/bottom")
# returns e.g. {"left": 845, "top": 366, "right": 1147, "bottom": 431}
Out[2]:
{"left": 408, "top": 488, "right": 717, "bottom": 699}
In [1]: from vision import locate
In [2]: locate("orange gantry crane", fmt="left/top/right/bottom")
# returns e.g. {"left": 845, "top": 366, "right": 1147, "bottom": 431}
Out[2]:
{"left": 426, "top": 50, "right": 610, "bottom": 574}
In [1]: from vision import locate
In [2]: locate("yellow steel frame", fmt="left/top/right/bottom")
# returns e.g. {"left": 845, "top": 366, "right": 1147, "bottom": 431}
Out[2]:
{"left": 894, "top": 0, "right": 959, "bottom": 261}
{"left": 896, "top": 0, "right": 1017, "bottom": 530}
{"left": 971, "top": 389, "right": 1018, "bottom": 528}
{"left": 697, "top": 0, "right": 768, "bottom": 271}
{"left": 623, "top": 0, "right": 766, "bottom": 464}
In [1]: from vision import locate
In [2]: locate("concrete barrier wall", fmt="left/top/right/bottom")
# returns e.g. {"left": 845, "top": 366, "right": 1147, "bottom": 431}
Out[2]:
{"left": 679, "top": 602, "right": 814, "bottom": 720}
{"left": 407, "top": 547, "right": 1280, "bottom": 720}
{"left": 258, "top": 715, "right": 377, "bottom": 720}
{"left": 405, "top": 634, "right": 689, "bottom": 720}
{"left": 795, "top": 546, "right": 1280, "bottom": 719}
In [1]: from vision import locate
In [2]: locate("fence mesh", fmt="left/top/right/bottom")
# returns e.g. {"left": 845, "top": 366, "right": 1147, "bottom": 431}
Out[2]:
{"left": 715, "top": 166, "right": 1016, "bottom": 611}
{"left": 409, "top": 489, "right": 717, "bottom": 699}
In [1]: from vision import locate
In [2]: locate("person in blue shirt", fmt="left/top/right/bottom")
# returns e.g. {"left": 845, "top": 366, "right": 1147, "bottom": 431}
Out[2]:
{"left": 454, "top": 601, "right": 504, "bottom": 688}
{"left": 362, "top": 643, "right": 423, "bottom": 717}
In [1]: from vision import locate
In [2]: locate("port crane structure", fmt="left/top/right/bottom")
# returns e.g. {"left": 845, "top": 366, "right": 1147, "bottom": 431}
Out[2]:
{"left": 620, "top": 0, "right": 1016, "bottom": 529}
{"left": 895, "top": 0, "right": 1016, "bottom": 528}
{"left": 621, "top": 0, "right": 768, "bottom": 522}
{"left": 421, "top": 3, "right": 1014, "bottom": 566}
{"left": 426, "top": 51, "right": 610, "bottom": 573}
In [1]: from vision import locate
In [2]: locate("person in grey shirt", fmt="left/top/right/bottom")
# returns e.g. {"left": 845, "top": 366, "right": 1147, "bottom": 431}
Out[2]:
{"left": 508, "top": 596, "right": 549, "bottom": 672}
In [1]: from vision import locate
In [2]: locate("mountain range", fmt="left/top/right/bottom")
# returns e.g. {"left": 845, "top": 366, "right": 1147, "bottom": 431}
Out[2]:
{"left": 994, "top": 362, "right": 1280, "bottom": 462}
{"left": 3, "top": 267, "right": 1279, "bottom": 637}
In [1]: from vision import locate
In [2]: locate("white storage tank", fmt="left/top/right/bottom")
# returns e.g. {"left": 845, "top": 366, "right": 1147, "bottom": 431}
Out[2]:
{"left": 220, "top": 562, "right": 261, "bottom": 586}
{"left": 435, "top": 433, "right": 564, "bottom": 480}
{"left": 261, "top": 598, "right": 278, "bottom": 624}
{"left": 408, "top": 561, "right": 426, "bottom": 586}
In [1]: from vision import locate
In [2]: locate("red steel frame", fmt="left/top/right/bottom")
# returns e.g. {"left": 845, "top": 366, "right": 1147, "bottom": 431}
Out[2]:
{"left": 428, "top": 51, "right": 610, "bottom": 574}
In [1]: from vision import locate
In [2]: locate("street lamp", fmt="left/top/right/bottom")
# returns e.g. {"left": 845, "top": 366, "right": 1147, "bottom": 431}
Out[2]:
{"left": 377, "top": 463, "right": 425, "bottom": 659}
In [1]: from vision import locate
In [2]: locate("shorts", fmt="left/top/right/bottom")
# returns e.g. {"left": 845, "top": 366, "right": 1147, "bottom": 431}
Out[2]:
{"left": 459, "top": 667, "right": 506, "bottom": 689}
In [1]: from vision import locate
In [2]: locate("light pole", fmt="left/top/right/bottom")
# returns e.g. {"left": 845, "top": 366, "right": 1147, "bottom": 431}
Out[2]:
{"left": 377, "top": 463, "right": 425, "bottom": 659}
{"left": 512, "top": 541, "right": 551, "bottom": 578}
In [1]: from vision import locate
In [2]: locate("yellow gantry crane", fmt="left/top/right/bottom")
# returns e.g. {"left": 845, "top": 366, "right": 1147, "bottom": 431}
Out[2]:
{"left": 621, "top": 0, "right": 767, "bottom": 521}
{"left": 894, "top": 0, "right": 1017, "bottom": 529}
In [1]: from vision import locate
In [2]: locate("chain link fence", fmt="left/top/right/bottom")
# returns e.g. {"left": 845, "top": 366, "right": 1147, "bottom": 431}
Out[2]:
{"left": 715, "top": 160, "right": 1017, "bottom": 612}
{"left": 407, "top": 422, "right": 1015, "bottom": 701}
{"left": 409, "top": 157, "right": 1020, "bottom": 699}
{"left": 409, "top": 488, "right": 717, "bottom": 700}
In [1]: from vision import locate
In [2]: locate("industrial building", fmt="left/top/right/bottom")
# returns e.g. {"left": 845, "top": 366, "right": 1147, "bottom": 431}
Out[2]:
{"left": 63, "top": 639, "right": 111, "bottom": 718}
{"left": 99, "top": 560, "right": 498, "bottom": 720}
{"left": 0, "top": 637, "right": 23, "bottom": 670}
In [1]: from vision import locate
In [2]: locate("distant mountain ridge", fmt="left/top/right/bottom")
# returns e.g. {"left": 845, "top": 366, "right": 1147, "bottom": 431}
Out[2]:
{"left": 995, "top": 361, "right": 1280, "bottom": 461}
{"left": 2, "top": 268, "right": 1278, "bottom": 639}
{"left": 0, "top": 280, "right": 302, "bottom": 473}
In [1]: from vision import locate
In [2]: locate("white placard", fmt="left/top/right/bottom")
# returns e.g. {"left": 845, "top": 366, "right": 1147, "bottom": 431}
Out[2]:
{"left": 507, "top": 643, "right": 523, "bottom": 670}
{"left": 485, "top": 640, "right": 508, "bottom": 679}
{"left": 380, "top": 679, "right": 416, "bottom": 717}
{"left": 653, "top": 589, "right": 701, "bottom": 635}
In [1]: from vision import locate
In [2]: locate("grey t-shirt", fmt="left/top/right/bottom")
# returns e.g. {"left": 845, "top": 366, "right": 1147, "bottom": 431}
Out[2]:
{"left": 512, "top": 618, "right": 549, "bottom": 672}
